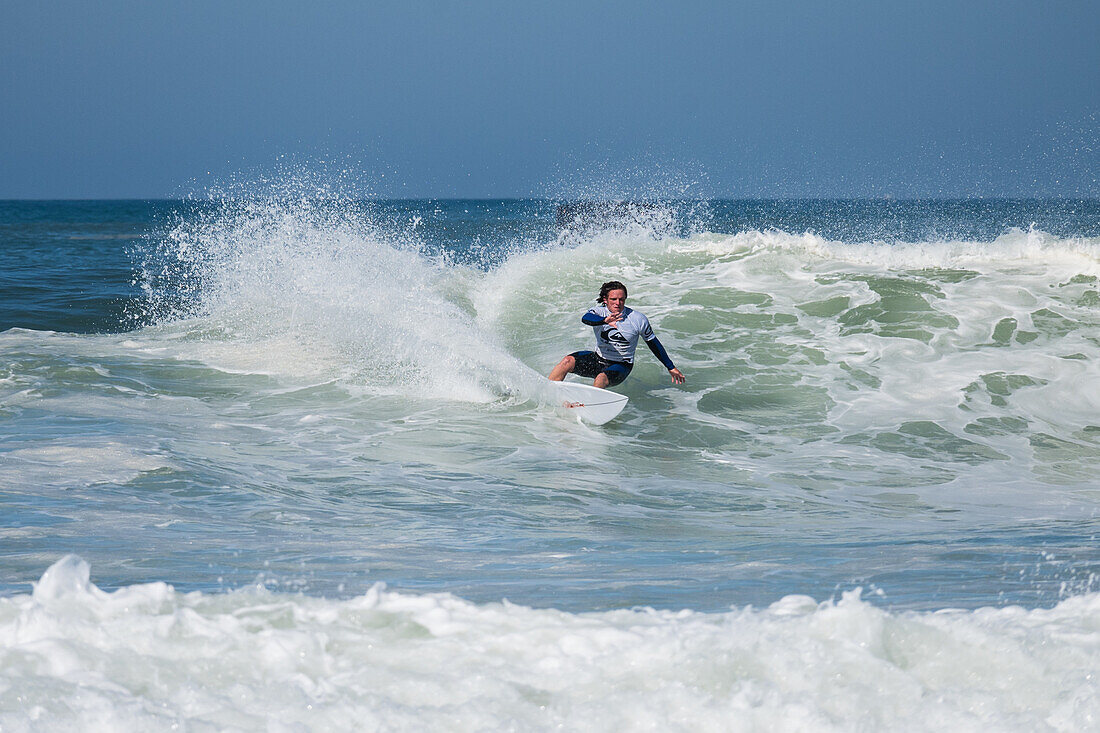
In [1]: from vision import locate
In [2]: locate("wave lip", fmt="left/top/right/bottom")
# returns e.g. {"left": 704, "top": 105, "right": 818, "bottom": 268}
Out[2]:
{"left": 2, "top": 557, "right": 1097, "bottom": 731}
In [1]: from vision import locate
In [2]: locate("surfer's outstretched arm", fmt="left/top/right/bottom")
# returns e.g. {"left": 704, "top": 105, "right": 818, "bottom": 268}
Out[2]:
{"left": 646, "top": 336, "right": 686, "bottom": 384}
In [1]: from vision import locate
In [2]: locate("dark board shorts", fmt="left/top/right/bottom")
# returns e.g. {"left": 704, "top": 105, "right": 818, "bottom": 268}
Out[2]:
{"left": 569, "top": 351, "right": 632, "bottom": 386}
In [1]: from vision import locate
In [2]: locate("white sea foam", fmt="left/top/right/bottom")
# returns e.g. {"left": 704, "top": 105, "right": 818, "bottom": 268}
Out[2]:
{"left": 675, "top": 227, "right": 1100, "bottom": 272}
{"left": 0, "top": 442, "right": 170, "bottom": 490}
{"left": 0, "top": 557, "right": 1096, "bottom": 731}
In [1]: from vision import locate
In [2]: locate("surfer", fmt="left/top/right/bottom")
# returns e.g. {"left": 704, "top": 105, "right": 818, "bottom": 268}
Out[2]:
{"left": 548, "top": 280, "right": 686, "bottom": 389}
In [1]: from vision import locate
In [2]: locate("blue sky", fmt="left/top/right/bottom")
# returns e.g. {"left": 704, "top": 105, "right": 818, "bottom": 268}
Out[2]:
{"left": 2, "top": 1, "right": 1097, "bottom": 198}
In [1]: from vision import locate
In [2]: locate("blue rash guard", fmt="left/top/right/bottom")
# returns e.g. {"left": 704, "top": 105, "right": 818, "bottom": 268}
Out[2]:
{"left": 578, "top": 305, "right": 676, "bottom": 371}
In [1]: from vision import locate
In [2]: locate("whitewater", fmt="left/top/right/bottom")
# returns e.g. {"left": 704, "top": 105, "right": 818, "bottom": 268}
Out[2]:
{"left": 1, "top": 197, "right": 1098, "bottom": 730}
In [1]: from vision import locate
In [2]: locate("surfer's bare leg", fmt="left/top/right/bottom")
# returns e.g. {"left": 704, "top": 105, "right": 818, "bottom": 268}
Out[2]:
{"left": 593, "top": 372, "right": 611, "bottom": 389}
{"left": 548, "top": 355, "right": 576, "bottom": 382}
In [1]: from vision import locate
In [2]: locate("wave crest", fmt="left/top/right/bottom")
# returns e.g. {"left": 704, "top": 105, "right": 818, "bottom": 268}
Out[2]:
{"left": 5, "top": 556, "right": 1097, "bottom": 731}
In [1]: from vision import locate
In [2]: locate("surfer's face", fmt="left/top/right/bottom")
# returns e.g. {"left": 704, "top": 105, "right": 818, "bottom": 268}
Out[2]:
{"left": 605, "top": 289, "right": 626, "bottom": 314}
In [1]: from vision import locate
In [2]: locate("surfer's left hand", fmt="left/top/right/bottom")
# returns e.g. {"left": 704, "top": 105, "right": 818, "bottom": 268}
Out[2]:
{"left": 669, "top": 368, "right": 686, "bottom": 385}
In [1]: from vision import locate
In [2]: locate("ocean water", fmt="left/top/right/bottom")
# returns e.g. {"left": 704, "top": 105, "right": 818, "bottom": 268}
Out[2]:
{"left": 1, "top": 197, "right": 1098, "bottom": 730}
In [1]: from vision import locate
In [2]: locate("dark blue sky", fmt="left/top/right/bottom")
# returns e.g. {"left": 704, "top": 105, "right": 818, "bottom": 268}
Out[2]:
{"left": 2, "top": 1, "right": 1097, "bottom": 198}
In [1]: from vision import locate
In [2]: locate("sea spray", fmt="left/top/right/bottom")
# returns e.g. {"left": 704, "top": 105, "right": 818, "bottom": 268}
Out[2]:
{"left": 137, "top": 195, "right": 540, "bottom": 400}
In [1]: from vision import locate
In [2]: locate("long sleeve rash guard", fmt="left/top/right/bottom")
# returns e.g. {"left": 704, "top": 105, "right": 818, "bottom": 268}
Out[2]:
{"left": 582, "top": 306, "right": 675, "bottom": 370}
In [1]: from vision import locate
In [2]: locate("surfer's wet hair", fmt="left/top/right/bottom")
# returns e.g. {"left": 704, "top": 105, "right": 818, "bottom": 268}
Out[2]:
{"left": 597, "top": 280, "right": 628, "bottom": 304}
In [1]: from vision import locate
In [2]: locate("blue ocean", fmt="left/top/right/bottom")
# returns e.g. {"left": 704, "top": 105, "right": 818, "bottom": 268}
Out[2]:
{"left": 1, "top": 196, "right": 1098, "bottom": 729}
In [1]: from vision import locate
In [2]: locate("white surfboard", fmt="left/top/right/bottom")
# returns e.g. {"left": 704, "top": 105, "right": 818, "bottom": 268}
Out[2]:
{"left": 549, "top": 380, "right": 629, "bottom": 425}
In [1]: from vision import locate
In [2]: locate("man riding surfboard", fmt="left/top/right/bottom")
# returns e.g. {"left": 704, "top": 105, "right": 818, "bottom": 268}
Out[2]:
{"left": 548, "top": 280, "right": 686, "bottom": 389}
